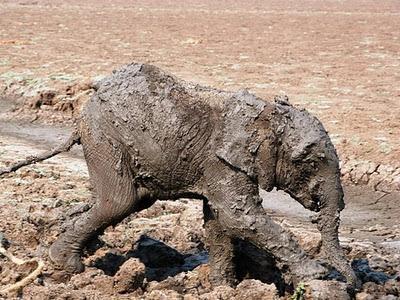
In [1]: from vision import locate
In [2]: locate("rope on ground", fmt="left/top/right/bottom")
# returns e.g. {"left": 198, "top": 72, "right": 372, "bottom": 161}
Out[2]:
{"left": 0, "top": 245, "right": 45, "bottom": 295}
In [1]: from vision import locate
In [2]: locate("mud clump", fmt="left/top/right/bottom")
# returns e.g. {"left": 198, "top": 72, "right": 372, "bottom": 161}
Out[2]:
{"left": 114, "top": 258, "right": 146, "bottom": 293}
{"left": 2, "top": 79, "right": 95, "bottom": 125}
{"left": 69, "top": 268, "right": 113, "bottom": 293}
{"left": 305, "top": 280, "right": 350, "bottom": 300}
{"left": 234, "top": 280, "right": 279, "bottom": 300}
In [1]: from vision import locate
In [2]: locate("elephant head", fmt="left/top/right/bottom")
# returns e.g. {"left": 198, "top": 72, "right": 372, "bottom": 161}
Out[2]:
{"left": 273, "top": 99, "right": 344, "bottom": 212}
{"left": 216, "top": 92, "right": 357, "bottom": 286}
{"left": 270, "top": 99, "right": 358, "bottom": 287}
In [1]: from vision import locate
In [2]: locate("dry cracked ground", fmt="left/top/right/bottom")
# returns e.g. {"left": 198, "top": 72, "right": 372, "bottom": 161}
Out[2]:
{"left": 0, "top": 0, "right": 399, "bottom": 299}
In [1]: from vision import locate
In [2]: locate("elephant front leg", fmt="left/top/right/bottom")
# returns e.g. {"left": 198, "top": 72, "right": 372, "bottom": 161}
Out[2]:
{"left": 216, "top": 201, "right": 328, "bottom": 285}
{"left": 206, "top": 173, "right": 328, "bottom": 285}
{"left": 203, "top": 202, "right": 237, "bottom": 286}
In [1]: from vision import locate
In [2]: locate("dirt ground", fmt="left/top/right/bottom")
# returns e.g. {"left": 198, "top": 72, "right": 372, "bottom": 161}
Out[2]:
{"left": 0, "top": 0, "right": 399, "bottom": 299}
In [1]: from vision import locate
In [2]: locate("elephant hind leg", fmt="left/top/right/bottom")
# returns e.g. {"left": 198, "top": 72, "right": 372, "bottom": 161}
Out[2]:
{"left": 49, "top": 139, "right": 140, "bottom": 273}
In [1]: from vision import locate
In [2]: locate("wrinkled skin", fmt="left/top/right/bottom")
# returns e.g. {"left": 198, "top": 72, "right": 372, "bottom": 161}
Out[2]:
{"left": 44, "top": 63, "right": 358, "bottom": 287}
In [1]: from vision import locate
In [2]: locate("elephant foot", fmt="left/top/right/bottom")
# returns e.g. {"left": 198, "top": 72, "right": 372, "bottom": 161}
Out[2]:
{"left": 349, "top": 274, "right": 362, "bottom": 291}
{"left": 290, "top": 259, "right": 329, "bottom": 285}
{"left": 209, "top": 271, "right": 238, "bottom": 287}
{"left": 49, "top": 237, "right": 84, "bottom": 273}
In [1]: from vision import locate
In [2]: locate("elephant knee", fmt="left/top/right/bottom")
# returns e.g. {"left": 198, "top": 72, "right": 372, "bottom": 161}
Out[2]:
{"left": 218, "top": 208, "right": 257, "bottom": 235}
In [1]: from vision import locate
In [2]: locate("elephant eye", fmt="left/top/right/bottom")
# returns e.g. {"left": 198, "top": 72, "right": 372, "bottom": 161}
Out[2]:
{"left": 290, "top": 142, "right": 317, "bottom": 162}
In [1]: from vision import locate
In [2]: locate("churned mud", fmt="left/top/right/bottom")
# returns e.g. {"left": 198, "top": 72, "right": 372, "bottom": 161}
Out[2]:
{"left": 0, "top": 0, "right": 399, "bottom": 298}
{"left": 0, "top": 100, "right": 399, "bottom": 299}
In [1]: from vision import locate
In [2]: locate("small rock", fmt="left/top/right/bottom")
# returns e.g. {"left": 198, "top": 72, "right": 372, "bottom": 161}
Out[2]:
{"left": 199, "top": 285, "right": 235, "bottom": 300}
{"left": 377, "top": 165, "right": 395, "bottom": 176}
{"left": 92, "top": 274, "right": 114, "bottom": 293}
{"left": 362, "top": 282, "right": 386, "bottom": 298}
{"left": 355, "top": 292, "right": 374, "bottom": 300}
{"left": 384, "top": 279, "right": 400, "bottom": 296}
{"left": 353, "top": 161, "right": 371, "bottom": 184}
{"left": 114, "top": 258, "right": 145, "bottom": 293}
{"left": 234, "top": 279, "right": 278, "bottom": 300}
{"left": 147, "top": 264, "right": 209, "bottom": 295}
{"left": 70, "top": 268, "right": 104, "bottom": 289}
{"left": 305, "top": 280, "right": 350, "bottom": 300}
{"left": 144, "top": 289, "right": 183, "bottom": 300}
{"left": 194, "top": 264, "right": 211, "bottom": 290}
{"left": 147, "top": 274, "right": 187, "bottom": 294}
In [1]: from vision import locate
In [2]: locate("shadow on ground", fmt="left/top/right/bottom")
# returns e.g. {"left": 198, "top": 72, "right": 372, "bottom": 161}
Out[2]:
{"left": 91, "top": 235, "right": 208, "bottom": 281}
{"left": 89, "top": 235, "right": 399, "bottom": 296}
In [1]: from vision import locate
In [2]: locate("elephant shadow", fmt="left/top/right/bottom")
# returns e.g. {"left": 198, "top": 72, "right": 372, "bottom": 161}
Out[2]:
{"left": 90, "top": 234, "right": 288, "bottom": 293}
{"left": 90, "top": 235, "right": 394, "bottom": 295}
{"left": 90, "top": 235, "right": 208, "bottom": 281}
{"left": 233, "top": 245, "right": 395, "bottom": 294}
{"left": 233, "top": 239, "right": 287, "bottom": 293}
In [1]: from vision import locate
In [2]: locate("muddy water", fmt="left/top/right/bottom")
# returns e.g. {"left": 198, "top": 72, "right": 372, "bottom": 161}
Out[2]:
{"left": 0, "top": 121, "right": 83, "bottom": 158}
{"left": 1, "top": 119, "right": 399, "bottom": 251}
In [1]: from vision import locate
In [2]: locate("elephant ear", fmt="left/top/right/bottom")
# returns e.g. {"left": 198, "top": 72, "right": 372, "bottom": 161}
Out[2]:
{"left": 216, "top": 90, "right": 266, "bottom": 179}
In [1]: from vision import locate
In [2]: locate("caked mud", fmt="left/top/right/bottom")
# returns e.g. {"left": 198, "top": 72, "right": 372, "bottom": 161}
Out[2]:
{"left": 1, "top": 95, "right": 399, "bottom": 299}
{"left": 0, "top": 129, "right": 399, "bottom": 299}
{"left": 2, "top": 64, "right": 358, "bottom": 287}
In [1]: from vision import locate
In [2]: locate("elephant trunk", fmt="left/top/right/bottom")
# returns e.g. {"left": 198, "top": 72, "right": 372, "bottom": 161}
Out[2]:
{"left": 314, "top": 179, "right": 360, "bottom": 288}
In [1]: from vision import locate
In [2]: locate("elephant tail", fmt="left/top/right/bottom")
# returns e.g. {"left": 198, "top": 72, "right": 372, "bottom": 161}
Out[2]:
{"left": 0, "top": 129, "right": 81, "bottom": 176}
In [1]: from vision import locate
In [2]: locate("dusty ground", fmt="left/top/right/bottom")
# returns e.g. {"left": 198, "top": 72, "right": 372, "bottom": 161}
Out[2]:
{"left": 0, "top": 0, "right": 399, "bottom": 299}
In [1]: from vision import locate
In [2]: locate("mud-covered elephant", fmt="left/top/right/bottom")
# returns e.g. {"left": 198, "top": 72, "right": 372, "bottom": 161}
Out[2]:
{"left": 1, "top": 63, "right": 358, "bottom": 288}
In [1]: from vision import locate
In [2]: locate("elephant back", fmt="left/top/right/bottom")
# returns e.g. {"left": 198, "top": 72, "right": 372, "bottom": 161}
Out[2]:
{"left": 82, "top": 63, "right": 217, "bottom": 191}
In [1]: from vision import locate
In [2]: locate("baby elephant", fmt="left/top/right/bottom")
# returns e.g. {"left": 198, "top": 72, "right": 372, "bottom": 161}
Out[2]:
{"left": 1, "top": 63, "right": 358, "bottom": 288}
